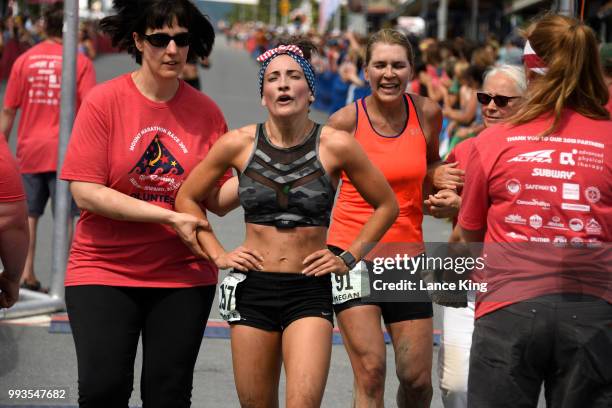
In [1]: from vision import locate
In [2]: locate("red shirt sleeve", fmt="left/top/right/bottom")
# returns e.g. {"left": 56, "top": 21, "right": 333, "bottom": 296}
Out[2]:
{"left": 458, "top": 141, "right": 490, "bottom": 231}
{"left": 3, "top": 56, "right": 23, "bottom": 109}
{"left": 0, "top": 136, "right": 25, "bottom": 202}
{"left": 61, "top": 93, "right": 109, "bottom": 184}
{"left": 76, "top": 57, "right": 97, "bottom": 107}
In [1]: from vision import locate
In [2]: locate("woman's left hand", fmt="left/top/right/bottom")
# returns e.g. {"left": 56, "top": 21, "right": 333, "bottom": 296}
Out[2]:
{"left": 302, "top": 249, "right": 349, "bottom": 276}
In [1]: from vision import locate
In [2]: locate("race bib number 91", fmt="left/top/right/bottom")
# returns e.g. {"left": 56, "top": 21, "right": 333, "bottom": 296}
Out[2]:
{"left": 332, "top": 261, "right": 369, "bottom": 305}
{"left": 218, "top": 272, "right": 246, "bottom": 322}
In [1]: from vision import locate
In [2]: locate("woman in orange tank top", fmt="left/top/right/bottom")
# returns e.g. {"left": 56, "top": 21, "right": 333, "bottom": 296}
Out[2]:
{"left": 327, "top": 29, "right": 459, "bottom": 407}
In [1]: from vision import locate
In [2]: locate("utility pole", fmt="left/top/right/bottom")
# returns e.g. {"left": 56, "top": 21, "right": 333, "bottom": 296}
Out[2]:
{"left": 558, "top": 0, "right": 575, "bottom": 16}
{"left": 470, "top": 0, "right": 478, "bottom": 41}
{"left": 270, "top": 0, "right": 277, "bottom": 26}
{"left": 437, "top": 0, "right": 449, "bottom": 40}
{"left": 50, "top": 0, "right": 78, "bottom": 298}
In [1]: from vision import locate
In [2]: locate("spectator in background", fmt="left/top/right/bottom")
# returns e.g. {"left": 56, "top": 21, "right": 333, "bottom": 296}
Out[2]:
{"left": 427, "top": 65, "right": 527, "bottom": 408}
{"left": 0, "top": 134, "right": 29, "bottom": 309}
{"left": 442, "top": 65, "right": 486, "bottom": 154}
{"left": 78, "top": 24, "right": 97, "bottom": 59}
{"left": 0, "top": 4, "right": 96, "bottom": 292}
{"left": 601, "top": 43, "right": 612, "bottom": 114}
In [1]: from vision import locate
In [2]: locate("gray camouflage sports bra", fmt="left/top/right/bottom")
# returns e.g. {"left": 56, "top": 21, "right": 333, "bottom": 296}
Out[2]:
{"left": 238, "top": 123, "right": 336, "bottom": 228}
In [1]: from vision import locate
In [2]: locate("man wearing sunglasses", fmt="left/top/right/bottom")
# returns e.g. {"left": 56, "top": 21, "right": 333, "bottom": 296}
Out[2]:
{"left": 425, "top": 64, "right": 527, "bottom": 408}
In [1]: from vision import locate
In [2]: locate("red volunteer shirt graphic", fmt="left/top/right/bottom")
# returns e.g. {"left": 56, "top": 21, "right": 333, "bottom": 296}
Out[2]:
{"left": 459, "top": 110, "right": 611, "bottom": 318}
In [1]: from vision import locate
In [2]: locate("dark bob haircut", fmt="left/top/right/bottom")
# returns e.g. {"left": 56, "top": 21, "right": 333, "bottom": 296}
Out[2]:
{"left": 44, "top": 3, "right": 64, "bottom": 38}
{"left": 100, "top": 0, "right": 214, "bottom": 65}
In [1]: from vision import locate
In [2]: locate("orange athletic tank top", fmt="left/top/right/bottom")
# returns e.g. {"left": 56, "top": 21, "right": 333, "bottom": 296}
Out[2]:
{"left": 328, "top": 94, "right": 427, "bottom": 254}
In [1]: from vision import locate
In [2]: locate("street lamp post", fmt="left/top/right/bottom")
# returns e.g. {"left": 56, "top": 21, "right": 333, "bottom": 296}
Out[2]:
{"left": 270, "top": 0, "right": 277, "bottom": 26}
{"left": 558, "top": 0, "right": 575, "bottom": 16}
{"left": 437, "top": 0, "right": 449, "bottom": 40}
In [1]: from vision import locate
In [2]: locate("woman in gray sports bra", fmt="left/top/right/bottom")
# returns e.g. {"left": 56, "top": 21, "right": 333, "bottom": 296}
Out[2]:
{"left": 176, "top": 39, "right": 398, "bottom": 408}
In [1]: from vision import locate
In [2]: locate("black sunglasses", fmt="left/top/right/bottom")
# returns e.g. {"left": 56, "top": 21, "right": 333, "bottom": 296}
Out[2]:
{"left": 142, "top": 32, "right": 191, "bottom": 48}
{"left": 476, "top": 92, "right": 521, "bottom": 107}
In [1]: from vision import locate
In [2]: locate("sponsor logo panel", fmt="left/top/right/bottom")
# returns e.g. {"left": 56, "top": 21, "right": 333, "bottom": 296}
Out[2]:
{"left": 506, "top": 179, "right": 521, "bottom": 195}
{"left": 561, "top": 203, "right": 591, "bottom": 212}
{"left": 529, "top": 215, "right": 543, "bottom": 229}
{"left": 569, "top": 218, "right": 584, "bottom": 232}
{"left": 531, "top": 168, "right": 575, "bottom": 180}
{"left": 508, "top": 150, "right": 554, "bottom": 163}
{"left": 562, "top": 183, "right": 580, "bottom": 200}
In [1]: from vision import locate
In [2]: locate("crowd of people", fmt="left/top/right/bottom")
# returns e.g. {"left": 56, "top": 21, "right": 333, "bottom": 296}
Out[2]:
{"left": 0, "top": 0, "right": 610, "bottom": 408}
{"left": 225, "top": 20, "right": 534, "bottom": 160}
{"left": 0, "top": 11, "right": 108, "bottom": 82}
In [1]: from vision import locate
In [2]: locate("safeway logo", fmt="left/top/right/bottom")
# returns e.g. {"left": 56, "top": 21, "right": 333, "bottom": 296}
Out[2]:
{"left": 508, "top": 150, "right": 555, "bottom": 163}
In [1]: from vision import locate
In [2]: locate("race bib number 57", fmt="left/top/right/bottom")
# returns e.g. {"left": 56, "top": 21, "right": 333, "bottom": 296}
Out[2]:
{"left": 218, "top": 272, "right": 246, "bottom": 322}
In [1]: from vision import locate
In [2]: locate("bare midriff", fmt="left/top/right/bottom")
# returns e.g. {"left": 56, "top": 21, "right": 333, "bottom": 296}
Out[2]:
{"left": 243, "top": 223, "right": 328, "bottom": 273}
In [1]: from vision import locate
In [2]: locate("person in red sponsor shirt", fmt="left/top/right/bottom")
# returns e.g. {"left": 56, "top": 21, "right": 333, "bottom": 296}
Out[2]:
{"left": 426, "top": 65, "right": 527, "bottom": 408}
{"left": 459, "top": 15, "right": 611, "bottom": 407}
{"left": 60, "top": 1, "right": 234, "bottom": 406}
{"left": 0, "top": 4, "right": 96, "bottom": 292}
{"left": 0, "top": 134, "right": 29, "bottom": 309}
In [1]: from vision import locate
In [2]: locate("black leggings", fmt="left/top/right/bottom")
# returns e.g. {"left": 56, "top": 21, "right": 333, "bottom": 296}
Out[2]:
{"left": 65, "top": 285, "right": 216, "bottom": 408}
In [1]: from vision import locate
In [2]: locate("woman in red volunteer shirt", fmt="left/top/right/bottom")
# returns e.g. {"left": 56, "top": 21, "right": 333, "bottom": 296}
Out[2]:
{"left": 459, "top": 14, "right": 611, "bottom": 408}
{"left": 60, "top": 1, "right": 234, "bottom": 406}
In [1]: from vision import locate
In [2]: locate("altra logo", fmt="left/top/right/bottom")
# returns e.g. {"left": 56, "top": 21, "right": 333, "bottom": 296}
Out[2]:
{"left": 508, "top": 150, "right": 554, "bottom": 163}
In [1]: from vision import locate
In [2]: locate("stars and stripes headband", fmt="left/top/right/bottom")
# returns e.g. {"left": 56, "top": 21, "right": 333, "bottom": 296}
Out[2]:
{"left": 523, "top": 40, "right": 548, "bottom": 75}
{"left": 257, "top": 45, "right": 316, "bottom": 98}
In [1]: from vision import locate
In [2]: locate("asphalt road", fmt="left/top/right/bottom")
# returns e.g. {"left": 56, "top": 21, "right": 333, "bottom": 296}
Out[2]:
{"left": 0, "top": 36, "right": 468, "bottom": 408}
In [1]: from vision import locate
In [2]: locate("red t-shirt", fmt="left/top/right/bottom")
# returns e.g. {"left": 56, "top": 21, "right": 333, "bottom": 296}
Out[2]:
{"left": 0, "top": 134, "right": 25, "bottom": 202}
{"left": 459, "top": 110, "right": 612, "bottom": 318}
{"left": 61, "top": 74, "right": 230, "bottom": 288}
{"left": 3, "top": 40, "right": 96, "bottom": 174}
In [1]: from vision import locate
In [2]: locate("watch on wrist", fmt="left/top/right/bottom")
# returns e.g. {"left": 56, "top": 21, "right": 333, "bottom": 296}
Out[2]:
{"left": 338, "top": 250, "right": 357, "bottom": 270}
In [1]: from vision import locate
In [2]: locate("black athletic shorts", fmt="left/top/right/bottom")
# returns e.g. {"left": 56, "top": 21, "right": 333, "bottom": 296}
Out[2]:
{"left": 468, "top": 294, "right": 612, "bottom": 408}
{"left": 22, "top": 172, "right": 79, "bottom": 217}
{"left": 329, "top": 245, "right": 433, "bottom": 324}
{"left": 229, "top": 270, "right": 334, "bottom": 332}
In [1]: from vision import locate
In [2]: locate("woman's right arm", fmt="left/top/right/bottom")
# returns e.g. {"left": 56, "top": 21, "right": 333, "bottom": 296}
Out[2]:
{"left": 69, "top": 181, "right": 209, "bottom": 258}
{"left": 175, "top": 130, "right": 263, "bottom": 271}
